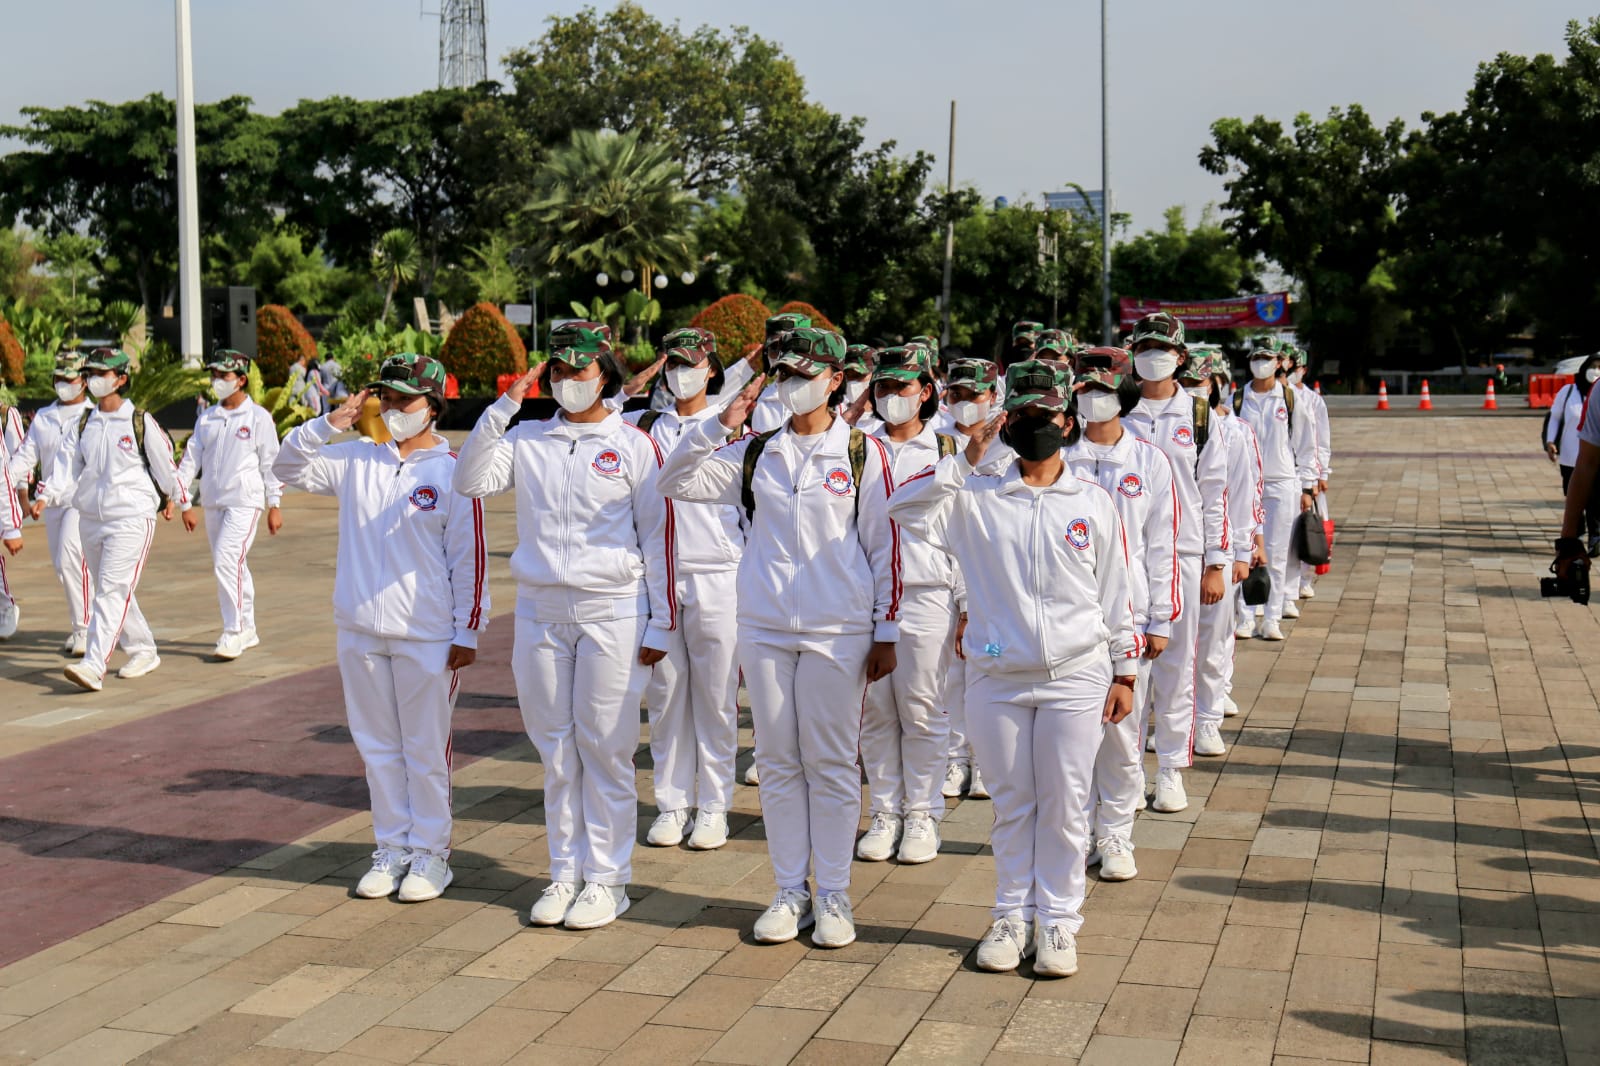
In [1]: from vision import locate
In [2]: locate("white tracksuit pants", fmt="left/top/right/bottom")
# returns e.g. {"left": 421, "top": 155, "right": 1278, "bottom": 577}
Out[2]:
{"left": 946, "top": 652, "right": 972, "bottom": 767}
{"left": 44, "top": 506, "right": 91, "bottom": 638}
{"left": 79, "top": 516, "right": 157, "bottom": 675}
{"left": 861, "top": 586, "right": 955, "bottom": 820}
{"left": 739, "top": 626, "right": 873, "bottom": 895}
{"left": 337, "top": 629, "right": 458, "bottom": 857}
{"left": 645, "top": 569, "right": 741, "bottom": 814}
{"left": 1195, "top": 593, "right": 1235, "bottom": 729}
{"left": 1258, "top": 480, "right": 1299, "bottom": 624}
{"left": 205, "top": 506, "right": 262, "bottom": 636}
{"left": 1141, "top": 554, "right": 1199, "bottom": 770}
{"left": 1088, "top": 656, "right": 1151, "bottom": 845}
{"left": 515, "top": 613, "right": 648, "bottom": 887}
{"left": 966, "top": 662, "right": 1109, "bottom": 931}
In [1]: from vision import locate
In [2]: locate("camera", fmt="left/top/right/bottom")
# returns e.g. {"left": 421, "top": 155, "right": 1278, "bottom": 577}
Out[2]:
{"left": 1543, "top": 546, "right": 1590, "bottom": 604}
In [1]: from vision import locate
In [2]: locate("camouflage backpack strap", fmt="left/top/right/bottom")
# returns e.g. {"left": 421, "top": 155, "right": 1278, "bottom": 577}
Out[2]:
{"left": 740, "top": 429, "right": 780, "bottom": 522}
{"left": 1231, "top": 388, "right": 1244, "bottom": 416}
{"left": 1192, "top": 396, "right": 1210, "bottom": 459}
{"left": 1282, "top": 383, "right": 1295, "bottom": 432}
{"left": 848, "top": 428, "right": 869, "bottom": 520}
{"left": 636, "top": 410, "right": 661, "bottom": 434}
{"left": 131, "top": 406, "right": 169, "bottom": 510}
{"left": 936, "top": 432, "right": 958, "bottom": 459}
{"left": 78, "top": 407, "right": 92, "bottom": 435}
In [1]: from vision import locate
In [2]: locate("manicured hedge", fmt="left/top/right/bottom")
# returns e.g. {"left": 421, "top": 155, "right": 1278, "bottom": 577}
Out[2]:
{"left": 774, "top": 300, "right": 838, "bottom": 334}
{"left": 440, "top": 302, "right": 529, "bottom": 388}
{"left": 256, "top": 305, "right": 317, "bottom": 386}
{"left": 689, "top": 295, "right": 771, "bottom": 363}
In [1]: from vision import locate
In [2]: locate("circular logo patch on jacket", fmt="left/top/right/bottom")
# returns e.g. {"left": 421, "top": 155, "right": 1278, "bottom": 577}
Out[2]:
{"left": 592, "top": 449, "right": 622, "bottom": 475}
{"left": 117, "top": 434, "right": 136, "bottom": 453}
{"left": 235, "top": 425, "right": 253, "bottom": 440}
{"left": 824, "top": 466, "right": 855, "bottom": 496}
{"left": 1171, "top": 425, "right": 1194, "bottom": 448}
{"left": 1118, "top": 473, "right": 1144, "bottom": 498}
{"left": 1066, "top": 518, "right": 1092, "bottom": 550}
{"left": 409, "top": 486, "right": 439, "bottom": 511}
{"left": 1275, "top": 406, "right": 1288, "bottom": 422}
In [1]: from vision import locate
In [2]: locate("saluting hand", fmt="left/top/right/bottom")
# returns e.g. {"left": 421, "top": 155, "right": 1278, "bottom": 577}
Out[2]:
{"left": 623, "top": 355, "right": 667, "bottom": 397}
{"left": 719, "top": 374, "right": 766, "bottom": 431}
{"left": 327, "top": 389, "right": 369, "bottom": 432}
{"left": 964, "top": 410, "right": 1006, "bottom": 467}
{"left": 505, "top": 368, "right": 541, "bottom": 404}
{"left": 841, "top": 384, "right": 873, "bottom": 427}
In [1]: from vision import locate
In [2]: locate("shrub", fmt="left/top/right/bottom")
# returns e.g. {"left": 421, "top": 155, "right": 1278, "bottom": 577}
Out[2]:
{"left": 440, "top": 301, "right": 528, "bottom": 388}
{"left": 774, "top": 300, "right": 838, "bottom": 334}
{"left": 690, "top": 295, "right": 771, "bottom": 362}
{"left": 0, "top": 316, "right": 23, "bottom": 387}
{"left": 256, "top": 304, "right": 317, "bottom": 386}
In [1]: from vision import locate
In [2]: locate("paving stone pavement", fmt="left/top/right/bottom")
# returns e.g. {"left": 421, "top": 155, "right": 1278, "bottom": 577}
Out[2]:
{"left": 1, "top": 413, "right": 1598, "bottom": 1064}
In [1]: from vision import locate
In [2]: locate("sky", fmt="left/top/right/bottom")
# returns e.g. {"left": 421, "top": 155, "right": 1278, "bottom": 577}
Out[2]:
{"left": 1, "top": 0, "right": 1591, "bottom": 235}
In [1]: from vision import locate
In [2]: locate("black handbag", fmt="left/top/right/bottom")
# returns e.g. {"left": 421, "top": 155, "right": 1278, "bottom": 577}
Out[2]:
{"left": 1294, "top": 509, "right": 1332, "bottom": 566}
{"left": 1242, "top": 564, "right": 1271, "bottom": 606}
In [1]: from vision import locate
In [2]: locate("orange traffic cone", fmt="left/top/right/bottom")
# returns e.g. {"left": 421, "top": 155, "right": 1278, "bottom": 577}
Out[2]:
{"left": 1418, "top": 380, "right": 1434, "bottom": 411}
{"left": 1315, "top": 381, "right": 1323, "bottom": 395}
{"left": 1376, "top": 381, "right": 1390, "bottom": 410}
{"left": 1483, "top": 379, "right": 1498, "bottom": 410}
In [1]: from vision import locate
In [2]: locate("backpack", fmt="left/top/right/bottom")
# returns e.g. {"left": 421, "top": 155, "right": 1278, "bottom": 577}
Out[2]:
{"left": 1232, "top": 383, "right": 1295, "bottom": 432}
{"left": 79, "top": 406, "right": 168, "bottom": 511}
{"left": 740, "top": 427, "right": 869, "bottom": 523}
{"left": 636, "top": 410, "right": 662, "bottom": 434}
{"left": 1191, "top": 396, "right": 1211, "bottom": 459}
{"left": 936, "top": 432, "right": 958, "bottom": 460}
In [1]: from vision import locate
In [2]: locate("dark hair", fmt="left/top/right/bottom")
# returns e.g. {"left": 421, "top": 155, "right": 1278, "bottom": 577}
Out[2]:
{"left": 1062, "top": 394, "right": 1083, "bottom": 447}
{"left": 426, "top": 395, "right": 447, "bottom": 420}
{"left": 1578, "top": 355, "right": 1600, "bottom": 398}
{"left": 1116, "top": 376, "right": 1142, "bottom": 417}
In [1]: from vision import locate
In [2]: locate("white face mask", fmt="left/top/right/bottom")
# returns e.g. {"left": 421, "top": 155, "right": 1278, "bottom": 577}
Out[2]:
{"left": 1249, "top": 359, "right": 1277, "bottom": 381}
{"left": 553, "top": 376, "right": 602, "bottom": 414}
{"left": 1134, "top": 350, "right": 1179, "bottom": 382}
{"left": 665, "top": 365, "right": 709, "bottom": 399}
{"left": 844, "top": 379, "right": 869, "bottom": 404}
{"left": 1589, "top": 368, "right": 1600, "bottom": 384}
{"left": 1076, "top": 388, "right": 1123, "bottom": 424}
{"left": 951, "top": 399, "right": 990, "bottom": 427}
{"left": 87, "top": 374, "right": 119, "bottom": 398}
{"left": 210, "top": 376, "right": 238, "bottom": 401}
{"left": 1290, "top": 367, "right": 1306, "bottom": 385}
{"left": 381, "top": 405, "right": 431, "bottom": 442}
{"left": 55, "top": 380, "right": 84, "bottom": 403}
{"left": 778, "top": 373, "right": 833, "bottom": 416}
{"left": 877, "top": 391, "right": 921, "bottom": 426}
{"left": 1183, "top": 384, "right": 1210, "bottom": 400}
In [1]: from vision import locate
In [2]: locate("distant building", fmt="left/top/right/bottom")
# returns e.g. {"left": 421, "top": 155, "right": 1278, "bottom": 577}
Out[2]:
{"left": 1045, "top": 189, "right": 1107, "bottom": 220}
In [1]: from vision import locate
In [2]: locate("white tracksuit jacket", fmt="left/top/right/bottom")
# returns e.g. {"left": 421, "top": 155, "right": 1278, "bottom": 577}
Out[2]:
{"left": 1124, "top": 392, "right": 1230, "bottom": 566}
{"left": 888, "top": 452, "right": 1139, "bottom": 683}
{"left": 1063, "top": 430, "right": 1179, "bottom": 641}
{"left": 1293, "top": 382, "right": 1332, "bottom": 480}
{"left": 1239, "top": 383, "right": 1318, "bottom": 489}
{"left": 452, "top": 395, "right": 676, "bottom": 650}
{"left": 2, "top": 406, "right": 21, "bottom": 457}
{"left": 1214, "top": 408, "right": 1265, "bottom": 560}
{"left": 875, "top": 424, "right": 957, "bottom": 594}
{"left": 43, "top": 403, "right": 190, "bottom": 519}
{"left": 176, "top": 397, "right": 284, "bottom": 509}
{"left": 274, "top": 418, "right": 488, "bottom": 648}
{"left": 624, "top": 406, "right": 745, "bottom": 573}
{"left": 7, "top": 401, "right": 89, "bottom": 499}
{"left": 1, "top": 437, "right": 19, "bottom": 541}
{"left": 659, "top": 414, "right": 902, "bottom": 642}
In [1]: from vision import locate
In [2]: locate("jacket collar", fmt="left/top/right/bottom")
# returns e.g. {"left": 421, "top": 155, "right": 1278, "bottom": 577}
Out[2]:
{"left": 384, "top": 432, "right": 451, "bottom": 465}
{"left": 775, "top": 413, "right": 852, "bottom": 458}
{"left": 997, "top": 456, "right": 1083, "bottom": 498}
{"left": 1065, "top": 427, "right": 1135, "bottom": 466}
{"left": 550, "top": 410, "right": 623, "bottom": 440}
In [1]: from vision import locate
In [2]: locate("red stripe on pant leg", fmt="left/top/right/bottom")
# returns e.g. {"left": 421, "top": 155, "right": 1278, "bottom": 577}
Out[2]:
{"left": 80, "top": 557, "right": 90, "bottom": 626}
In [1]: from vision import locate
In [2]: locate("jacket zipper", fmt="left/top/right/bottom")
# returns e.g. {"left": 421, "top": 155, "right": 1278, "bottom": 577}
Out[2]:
{"left": 1031, "top": 494, "right": 1049, "bottom": 667}
{"left": 559, "top": 439, "right": 577, "bottom": 588}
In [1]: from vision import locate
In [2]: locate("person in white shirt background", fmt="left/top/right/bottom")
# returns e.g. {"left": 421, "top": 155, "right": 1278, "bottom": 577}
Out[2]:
{"left": 888, "top": 357, "right": 1139, "bottom": 980}
{"left": 1283, "top": 345, "right": 1331, "bottom": 605}
{"left": 661, "top": 326, "right": 901, "bottom": 952}
{"left": 274, "top": 352, "right": 488, "bottom": 905}
{"left": 454, "top": 327, "right": 676, "bottom": 932}
{"left": 0, "top": 434, "right": 24, "bottom": 639}
{"left": 856, "top": 344, "right": 959, "bottom": 867}
{"left": 177, "top": 349, "right": 285, "bottom": 661}
{"left": 43, "top": 348, "right": 188, "bottom": 691}
{"left": 6, "top": 352, "right": 92, "bottom": 649}
{"left": 1545, "top": 354, "right": 1600, "bottom": 555}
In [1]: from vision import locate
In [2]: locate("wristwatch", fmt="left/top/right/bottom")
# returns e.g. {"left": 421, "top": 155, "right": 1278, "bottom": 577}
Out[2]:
{"left": 1112, "top": 675, "right": 1137, "bottom": 689}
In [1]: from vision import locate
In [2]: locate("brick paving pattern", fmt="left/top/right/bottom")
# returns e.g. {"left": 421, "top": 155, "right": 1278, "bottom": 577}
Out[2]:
{"left": 1, "top": 412, "right": 1597, "bottom": 1064}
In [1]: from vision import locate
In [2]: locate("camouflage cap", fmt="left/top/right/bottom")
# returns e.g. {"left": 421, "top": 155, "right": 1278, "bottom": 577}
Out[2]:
{"left": 945, "top": 357, "right": 1000, "bottom": 393}
{"left": 1129, "top": 312, "right": 1186, "bottom": 351}
{"left": 840, "top": 344, "right": 878, "bottom": 377}
{"left": 765, "top": 312, "right": 811, "bottom": 339}
{"left": 1003, "top": 358, "right": 1075, "bottom": 413}
{"left": 872, "top": 345, "right": 935, "bottom": 384}
{"left": 550, "top": 320, "right": 612, "bottom": 351}
{"left": 82, "top": 347, "right": 130, "bottom": 374}
{"left": 367, "top": 352, "right": 447, "bottom": 400}
{"left": 1034, "top": 329, "right": 1077, "bottom": 359}
{"left": 661, "top": 326, "right": 716, "bottom": 359}
{"left": 549, "top": 327, "right": 612, "bottom": 370}
{"left": 772, "top": 327, "right": 846, "bottom": 378}
{"left": 1180, "top": 350, "right": 1225, "bottom": 381}
{"left": 1289, "top": 345, "right": 1309, "bottom": 368}
{"left": 53, "top": 350, "right": 86, "bottom": 379}
{"left": 664, "top": 345, "right": 712, "bottom": 368}
{"left": 907, "top": 334, "right": 938, "bottom": 352}
{"left": 1012, "top": 320, "right": 1046, "bottom": 340}
{"left": 1073, "top": 346, "right": 1133, "bottom": 390}
{"left": 1248, "top": 346, "right": 1280, "bottom": 363}
{"left": 206, "top": 349, "right": 252, "bottom": 375}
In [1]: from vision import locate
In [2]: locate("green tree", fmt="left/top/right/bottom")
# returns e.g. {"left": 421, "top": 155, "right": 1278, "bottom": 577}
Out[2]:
{"left": 0, "top": 229, "right": 47, "bottom": 304}
{"left": 36, "top": 232, "right": 100, "bottom": 339}
{"left": 462, "top": 233, "right": 526, "bottom": 306}
{"left": 371, "top": 229, "right": 421, "bottom": 324}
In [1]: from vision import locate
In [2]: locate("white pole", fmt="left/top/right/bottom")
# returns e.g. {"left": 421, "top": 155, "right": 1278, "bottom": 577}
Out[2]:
{"left": 939, "top": 100, "right": 956, "bottom": 348}
{"left": 175, "top": 0, "right": 202, "bottom": 368}
{"left": 1100, "top": 0, "right": 1113, "bottom": 344}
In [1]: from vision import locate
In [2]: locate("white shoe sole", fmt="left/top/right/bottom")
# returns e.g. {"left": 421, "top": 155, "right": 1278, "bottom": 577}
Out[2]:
{"left": 812, "top": 923, "right": 856, "bottom": 949}
{"left": 354, "top": 879, "right": 401, "bottom": 899}
{"left": 398, "top": 871, "right": 452, "bottom": 903}
{"left": 1150, "top": 796, "right": 1188, "bottom": 813}
{"left": 1033, "top": 957, "right": 1079, "bottom": 978}
{"left": 753, "top": 910, "right": 815, "bottom": 944}
{"left": 564, "top": 892, "right": 630, "bottom": 930}
{"left": 118, "top": 657, "right": 161, "bottom": 679}
{"left": 64, "top": 666, "right": 102, "bottom": 692}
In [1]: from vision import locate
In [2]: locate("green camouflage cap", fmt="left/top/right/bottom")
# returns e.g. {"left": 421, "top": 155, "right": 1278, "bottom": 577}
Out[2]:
{"left": 1012, "top": 320, "right": 1045, "bottom": 340}
{"left": 1003, "top": 358, "right": 1075, "bottom": 413}
{"left": 550, "top": 320, "right": 612, "bottom": 351}
{"left": 661, "top": 326, "right": 716, "bottom": 359}
{"left": 840, "top": 344, "right": 878, "bottom": 376}
{"left": 1289, "top": 346, "right": 1309, "bottom": 368}
{"left": 1073, "top": 346, "right": 1132, "bottom": 390}
{"left": 367, "top": 352, "right": 447, "bottom": 399}
{"left": 206, "top": 348, "right": 252, "bottom": 375}
{"left": 1034, "top": 329, "right": 1076, "bottom": 359}
{"left": 82, "top": 347, "right": 130, "bottom": 374}
{"left": 1180, "top": 351, "right": 1225, "bottom": 381}
{"left": 548, "top": 327, "right": 612, "bottom": 370}
{"left": 872, "top": 345, "right": 935, "bottom": 384}
{"left": 1129, "top": 312, "right": 1186, "bottom": 351}
{"left": 665, "top": 345, "right": 712, "bottom": 368}
{"left": 1248, "top": 345, "right": 1280, "bottom": 363}
{"left": 53, "top": 350, "right": 86, "bottom": 379}
{"left": 765, "top": 312, "right": 811, "bottom": 339}
{"left": 772, "top": 327, "right": 846, "bottom": 378}
{"left": 907, "top": 334, "right": 938, "bottom": 352}
{"left": 945, "top": 357, "right": 999, "bottom": 393}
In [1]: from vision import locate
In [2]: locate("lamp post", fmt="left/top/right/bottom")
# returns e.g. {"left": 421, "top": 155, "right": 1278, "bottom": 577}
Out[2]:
{"left": 940, "top": 100, "right": 957, "bottom": 348}
{"left": 1100, "top": 0, "right": 1113, "bottom": 344}
{"left": 175, "top": 0, "right": 202, "bottom": 368}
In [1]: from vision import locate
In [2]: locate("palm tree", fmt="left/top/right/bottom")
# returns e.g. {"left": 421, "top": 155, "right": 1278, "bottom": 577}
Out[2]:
{"left": 371, "top": 229, "right": 420, "bottom": 323}
{"left": 524, "top": 129, "right": 697, "bottom": 298}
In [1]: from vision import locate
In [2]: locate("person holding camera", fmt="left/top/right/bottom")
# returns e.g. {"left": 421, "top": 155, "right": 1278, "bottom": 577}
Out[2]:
{"left": 1546, "top": 355, "right": 1600, "bottom": 557}
{"left": 1551, "top": 380, "right": 1600, "bottom": 601}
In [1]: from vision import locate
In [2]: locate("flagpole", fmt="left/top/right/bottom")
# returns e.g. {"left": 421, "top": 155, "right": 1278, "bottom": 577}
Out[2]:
{"left": 175, "top": 0, "right": 202, "bottom": 368}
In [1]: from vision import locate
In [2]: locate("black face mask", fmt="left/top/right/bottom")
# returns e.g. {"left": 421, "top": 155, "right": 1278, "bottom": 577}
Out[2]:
{"left": 1002, "top": 415, "right": 1064, "bottom": 461}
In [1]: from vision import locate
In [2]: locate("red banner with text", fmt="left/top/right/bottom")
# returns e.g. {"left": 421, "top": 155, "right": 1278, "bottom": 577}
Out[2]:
{"left": 1119, "top": 292, "right": 1291, "bottom": 331}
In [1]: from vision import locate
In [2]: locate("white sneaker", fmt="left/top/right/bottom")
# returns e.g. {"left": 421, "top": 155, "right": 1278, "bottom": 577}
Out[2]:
{"left": 1220, "top": 694, "right": 1240, "bottom": 718}
{"left": 0, "top": 601, "right": 17, "bottom": 641}
{"left": 967, "top": 767, "right": 989, "bottom": 799}
{"left": 743, "top": 762, "right": 760, "bottom": 786}
{"left": 397, "top": 852, "right": 452, "bottom": 902}
{"left": 1145, "top": 730, "right": 1157, "bottom": 753}
{"left": 565, "top": 883, "right": 629, "bottom": 930}
{"left": 687, "top": 810, "right": 728, "bottom": 850}
{"left": 941, "top": 761, "right": 970, "bottom": 798}
{"left": 647, "top": 808, "right": 690, "bottom": 847}
{"left": 753, "top": 887, "right": 813, "bottom": 943}
{"left": 855, "top": 812, "right": 902, "bottom": 861}
{"left": 1235, "top": 617, "right": 1256, "bottom": 639}
{"left": 1300, "top": 584, "right": 1315, "bottom": 599}
{"left": 118, "top": 652, "right": 161, "bottom": 679}
{"left": 1096, "top": 836, "right": 1137, "bottom": 881}
{"left": 1282, "top": 600, "right": 1301, "bottom": 619}
{"left": 812, "top": 892, "right": 856, "bottom": 948}
{"left": 241, "top": 627, "right": 261, "bottom": 649}
{"left": 355, "top": 848, "right": 411, "bottom": 898}
{"left": 68, "top": 631, "right": 88, "bottom": 657}
{"left": 897, "top": 813, "right": 940, "bottom": 864}
{"left": 1151, "top": 767, "right": 1188, "bottom": 813}
{"left": 1194, "top": 721, "right": 1227, "bottom": 757}
{"left": 64, "top": 663, "right": 103, "bottom": 692}
{"left": 213, "top": 632, "right": 247, "bottom": 661}
{"left": 1259, "top": 620, "right": 1286, "bottom": 641}
{"left": 975, "top": 913, "right": 1033, "bottom": 972}
{"left": 1034, "top": 921, "right": 1079, "bottom": 977}
{"left": 530, "top": 881, "right": 579, "bottom": 926}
